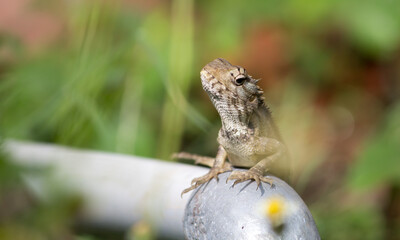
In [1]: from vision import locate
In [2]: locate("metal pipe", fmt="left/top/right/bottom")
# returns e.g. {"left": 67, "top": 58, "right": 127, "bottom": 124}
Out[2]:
{"left": 183, "top": 172, "right": 320, "bottom": 239}
{"left": 3, "top": 140, "right": 320, "bottom": 239}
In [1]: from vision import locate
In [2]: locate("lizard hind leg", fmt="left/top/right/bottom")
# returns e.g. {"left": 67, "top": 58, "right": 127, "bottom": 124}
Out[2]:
{"left": 172, "top": 152, "right": 215, "bottom": 168}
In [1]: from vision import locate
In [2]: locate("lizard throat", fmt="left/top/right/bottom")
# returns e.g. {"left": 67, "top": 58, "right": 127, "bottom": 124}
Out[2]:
{"left": 212, "top": 98, "right": 254, "bottom": 139}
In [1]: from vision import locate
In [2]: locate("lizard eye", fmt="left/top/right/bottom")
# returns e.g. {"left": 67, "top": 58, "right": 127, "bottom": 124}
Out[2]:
{"left": 235, "top": 76, "right": 246, "bottom": 86}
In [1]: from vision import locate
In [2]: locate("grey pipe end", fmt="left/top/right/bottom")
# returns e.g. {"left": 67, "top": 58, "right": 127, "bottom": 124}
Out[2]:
{"left": 183, "top": 171, "right": 320, "bottom": 240}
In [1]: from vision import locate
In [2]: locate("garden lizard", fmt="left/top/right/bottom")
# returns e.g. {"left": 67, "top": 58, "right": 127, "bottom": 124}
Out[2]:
{"left": 175, "top": 58, "right": 288, "bottom": 195}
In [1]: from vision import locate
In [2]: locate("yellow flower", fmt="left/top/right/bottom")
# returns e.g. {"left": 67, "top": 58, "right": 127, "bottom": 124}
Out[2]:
{"left": 261, "top": 195, "right": 292, "bottom": 228}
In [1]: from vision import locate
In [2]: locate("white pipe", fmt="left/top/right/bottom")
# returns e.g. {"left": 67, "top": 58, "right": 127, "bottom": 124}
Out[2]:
{"left": 3, "top": 140, "right": 207, "bottom": 239}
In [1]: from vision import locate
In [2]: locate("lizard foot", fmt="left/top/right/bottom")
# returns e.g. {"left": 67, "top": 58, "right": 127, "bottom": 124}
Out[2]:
{"left": 227, "top": 169, "right": 274, "bottom": 189}
{"left": 181, "top": 164, "right": 232, "bottom": 196}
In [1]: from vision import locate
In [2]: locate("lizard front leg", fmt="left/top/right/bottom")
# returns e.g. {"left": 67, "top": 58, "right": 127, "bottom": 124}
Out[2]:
{"left": 181, "top": 146, "right": 232, "bottom": 196}
{"left": 227, "top": 137, "right": 286, "bottom": 188}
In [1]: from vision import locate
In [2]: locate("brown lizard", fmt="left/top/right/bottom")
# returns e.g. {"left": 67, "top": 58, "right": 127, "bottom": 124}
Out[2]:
{"left": 175, "top": 58, "right": 288, "bottom": 195}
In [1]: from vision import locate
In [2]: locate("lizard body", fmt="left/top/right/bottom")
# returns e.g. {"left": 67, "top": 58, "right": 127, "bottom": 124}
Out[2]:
{"left": 176, "top": 58, "right": 288, "bottom": 195}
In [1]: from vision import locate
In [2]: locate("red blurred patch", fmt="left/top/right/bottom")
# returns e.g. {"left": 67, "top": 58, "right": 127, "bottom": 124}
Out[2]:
{"left": 0, "top": 0, "right": 63, "bottom": 52}
{"left": 238, "top": 24, "right": 290, "bottom": 88}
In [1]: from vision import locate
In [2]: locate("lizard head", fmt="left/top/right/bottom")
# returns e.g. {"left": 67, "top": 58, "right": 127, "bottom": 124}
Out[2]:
{"left": 200, "top": 58, "right": 263, "bottom": 105}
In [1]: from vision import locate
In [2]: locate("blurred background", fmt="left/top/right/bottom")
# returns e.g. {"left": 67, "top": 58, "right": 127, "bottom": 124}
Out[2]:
{"left": 0, "top": 0, "right": 399, "bottom": 239}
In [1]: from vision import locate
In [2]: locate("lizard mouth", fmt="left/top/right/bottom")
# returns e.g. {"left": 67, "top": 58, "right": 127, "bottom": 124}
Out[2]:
{"left": 200, "top": 73, "right": 209, "bottom": 89}
{"left": 200, "top": 70, "right": 217, "bottom": 93}
{"left": 200, "top": 70, "right": 209, "bottom": 83}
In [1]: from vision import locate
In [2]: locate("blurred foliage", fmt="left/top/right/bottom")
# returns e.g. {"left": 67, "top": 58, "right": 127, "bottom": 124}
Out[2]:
{"left": 126, "top": 221, "right": 155, "bottom": 240}
{"left": 0, "top": 149, "right": 83, "bottom": 240}
{"left": 349, "top": 103, "right": 400, "bottom": 189}
{"left": 0, "top": 0, "right": 399, "bottom": 239}
{"left": 313, "top": 207, "right": 385, "bottom": 240}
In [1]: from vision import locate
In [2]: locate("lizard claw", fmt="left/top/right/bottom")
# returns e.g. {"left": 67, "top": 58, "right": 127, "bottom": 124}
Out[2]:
{"left": 181, "top": 184, "right": 199, "bottom": 198}
{"left": 182, "top": 166, "right": 231, "bottom": 196}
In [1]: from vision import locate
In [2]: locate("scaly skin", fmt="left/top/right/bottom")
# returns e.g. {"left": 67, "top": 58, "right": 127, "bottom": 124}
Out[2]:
{"left": 175, "top": 58, "right": 288, "bottom": 196}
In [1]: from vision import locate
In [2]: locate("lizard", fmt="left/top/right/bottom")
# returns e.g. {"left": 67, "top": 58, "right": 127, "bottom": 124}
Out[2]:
{"left": 174, "top": 58, "right": 288, "bottom": 196}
